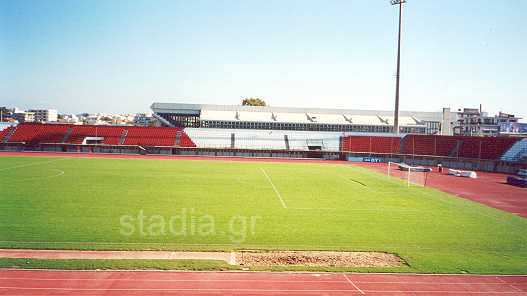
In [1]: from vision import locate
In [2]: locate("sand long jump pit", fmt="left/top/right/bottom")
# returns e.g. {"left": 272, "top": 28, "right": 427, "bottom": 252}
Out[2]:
{"left": 236, "top": 251, "right": 404, "bottom": 267}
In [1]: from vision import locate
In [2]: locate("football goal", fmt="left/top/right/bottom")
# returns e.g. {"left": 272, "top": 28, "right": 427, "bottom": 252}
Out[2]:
{"left": 387, "top": 162, "right": 432, "bottom": 187}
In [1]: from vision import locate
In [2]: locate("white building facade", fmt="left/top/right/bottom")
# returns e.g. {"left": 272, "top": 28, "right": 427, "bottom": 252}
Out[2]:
{"left": 27, "top": 109, "right": 58, "bottom": 122}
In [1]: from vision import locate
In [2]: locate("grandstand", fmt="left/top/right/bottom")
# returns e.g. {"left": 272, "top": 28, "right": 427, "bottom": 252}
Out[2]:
{"left": 185, "top": 128, "right": 344, "bottom": 151}
{"left": 151, "top": 103, "right": 446, "bottom": 134}
{"left": 0, "top": 123, "right": 196, "bottom": 148}
{"left": 341, "top": 134, "right": 521, "bottom": 160}
{"left": 1, "top": 122, "right": 525, "bottom": 164}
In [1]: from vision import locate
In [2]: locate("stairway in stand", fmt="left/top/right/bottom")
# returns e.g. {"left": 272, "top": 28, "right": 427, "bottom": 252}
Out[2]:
{"left": 501, "top": 139, "right": 527, "bottom": 162}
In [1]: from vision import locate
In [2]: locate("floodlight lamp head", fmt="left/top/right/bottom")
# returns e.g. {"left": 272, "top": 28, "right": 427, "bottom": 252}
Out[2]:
{"left": 391, "top": 0, "right": 406, "bottom": 5}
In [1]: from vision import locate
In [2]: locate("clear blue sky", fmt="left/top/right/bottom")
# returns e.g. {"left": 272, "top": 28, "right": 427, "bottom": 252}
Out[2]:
{"left": 1, "top": 0, "right": 526, "bottom": 118}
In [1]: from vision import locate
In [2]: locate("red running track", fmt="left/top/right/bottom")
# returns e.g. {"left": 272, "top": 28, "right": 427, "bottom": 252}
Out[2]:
{"left": 0, "top": 269, "right": 526, "bottom": 296}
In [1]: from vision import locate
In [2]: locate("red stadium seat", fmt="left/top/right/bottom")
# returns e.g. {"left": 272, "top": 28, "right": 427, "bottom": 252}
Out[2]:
{"left": 7, "top": 123, "right": 70, "bottom": 144}
{"left": 435, "top": 136, "right": 458, "bottom": 157}
{"left": 124, "top": 126, "right": 195, "bottom": 147}
{"left": 4, "top": 123, "right": 195, "bottom": 147}
{"left": 67, "top": 125, "right": 124, "bottom": 145}
{"left": 342, "top": 136, "right": 400, "bottom": 154}
{"left": 343, "top": 134, "right": 520, "bottom": 160}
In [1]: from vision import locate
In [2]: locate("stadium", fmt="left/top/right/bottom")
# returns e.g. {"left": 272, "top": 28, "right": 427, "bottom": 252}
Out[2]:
{"left": 1, "top": 105, "right": 527, "bottom": 292}
{"left": 2, "top": 112, "right": 527, "bottom": 294}
{"left": 1, "top": 101, "right": 526, "bottom": 256}
{"left": 2, "top": 0, "right": 527, "bottom": 294}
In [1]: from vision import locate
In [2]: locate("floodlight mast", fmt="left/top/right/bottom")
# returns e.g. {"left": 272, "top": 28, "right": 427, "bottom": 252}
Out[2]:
{"left": 391, "top": 0, "right": 406, "bottom": 135}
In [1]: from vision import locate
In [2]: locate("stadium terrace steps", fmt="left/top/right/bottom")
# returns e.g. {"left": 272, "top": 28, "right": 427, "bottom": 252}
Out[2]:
{"left": 175, "top": 131, "right": 181, "bottom": 146}
{"left": 119, "top": 129, "right": 128, "bottom": 145}
{"left": 2, "top": 123, "right": 195, "bottom": 147}
{"left": 0, "top": 126, "right": 17, "bottom": 143}
{"left": 501, "top": 138, "right": 527, "bottom": 162}
{"left": 61, "top": 127, "right": 73, "bottom": 143}
{"left": 449, "top": 139, "right": 462, "bottom": 157}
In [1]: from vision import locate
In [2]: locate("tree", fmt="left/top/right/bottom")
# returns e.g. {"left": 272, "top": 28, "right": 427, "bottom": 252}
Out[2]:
{"left": 242, "top": 98, "right": 267, "bottom": 106}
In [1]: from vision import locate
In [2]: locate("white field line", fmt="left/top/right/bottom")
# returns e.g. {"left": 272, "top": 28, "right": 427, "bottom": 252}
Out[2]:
{"left": 289, "top": 207, "right": 336, "bottom": 210}
{"left": 335, "top": 175, "right": 421, "bottom": 213}
{"left": 343, "top": 274, "right": 365, "bottom": 294}
{"left": 337, "top": 170, "right": 404, "bottom": 196}
{"left": 0, "top": 158, "right": 67, "bottom": 172}
{"left": 290, "top": 207, "right": 419, "bottom": 212}
{"left": 13, "top": 169, "right": 65, "bottom": 181}
{"left": 337, "top": 175, "right": 369, "bottom": 188}
{"left": 260, "top": 168, "right": 287, "bottom": 209}
{"left": 338, "top": 171, "right": 404, "bottom": 194}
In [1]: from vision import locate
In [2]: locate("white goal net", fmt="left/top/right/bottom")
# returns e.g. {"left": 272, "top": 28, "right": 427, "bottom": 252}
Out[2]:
{"left": 387, "top": 162, "right": 430, "bottom": 187}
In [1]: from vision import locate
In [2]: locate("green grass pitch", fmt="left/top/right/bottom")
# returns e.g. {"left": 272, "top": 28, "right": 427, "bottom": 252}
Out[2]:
{"left": 0, "top": 155, "right": 526, "bottom": 274}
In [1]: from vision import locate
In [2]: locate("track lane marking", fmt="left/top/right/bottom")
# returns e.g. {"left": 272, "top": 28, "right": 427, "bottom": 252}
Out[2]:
{"left": 496, "top": 276, "right": 524, "bottom": 292}
{"left": 344, "top": 274, "right": 365, "bottom": 294}
{"left": 260, "top": 168, "right": 287, "bottom": 209}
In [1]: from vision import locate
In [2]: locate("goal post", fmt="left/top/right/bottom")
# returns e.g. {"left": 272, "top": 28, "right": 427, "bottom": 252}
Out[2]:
{"left": 387, "top": 162, "right": 430, "bottom": 187}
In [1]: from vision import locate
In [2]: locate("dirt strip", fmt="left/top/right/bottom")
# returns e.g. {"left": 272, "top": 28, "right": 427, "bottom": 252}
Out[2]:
{"left": 0, "top": 249, "right": 236, "bottom": 265}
